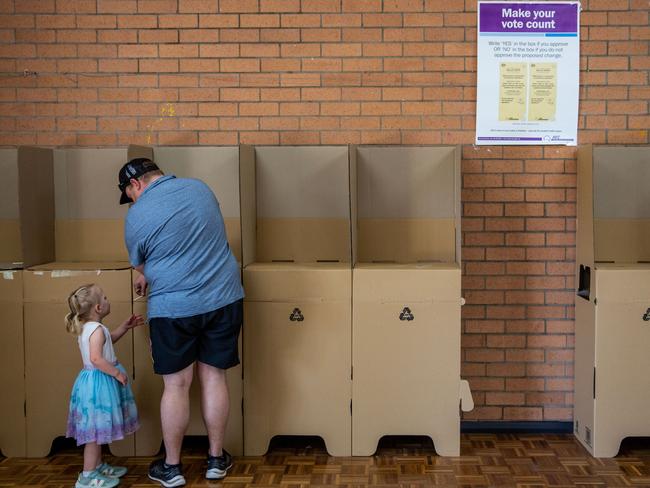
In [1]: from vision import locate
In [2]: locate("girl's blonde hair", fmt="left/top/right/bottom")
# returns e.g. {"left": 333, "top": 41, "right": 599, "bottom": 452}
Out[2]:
{"left": 65, "top": 284, "right": 100, "bottom": 336}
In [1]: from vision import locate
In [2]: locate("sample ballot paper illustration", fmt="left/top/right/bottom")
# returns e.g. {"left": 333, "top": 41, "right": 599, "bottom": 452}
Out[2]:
{"left": 476, "top": 2, "right": 579, "bottom": 145}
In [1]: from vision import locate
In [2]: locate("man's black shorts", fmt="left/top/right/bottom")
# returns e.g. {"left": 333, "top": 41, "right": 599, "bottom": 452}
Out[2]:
{"left": 149, "top": 299, "right": 243, "bottom": 375}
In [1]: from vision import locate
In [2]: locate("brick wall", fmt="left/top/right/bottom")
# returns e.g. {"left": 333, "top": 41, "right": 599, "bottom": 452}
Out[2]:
{"left": 1, "top": 0, "right": 648, "bottom": 421}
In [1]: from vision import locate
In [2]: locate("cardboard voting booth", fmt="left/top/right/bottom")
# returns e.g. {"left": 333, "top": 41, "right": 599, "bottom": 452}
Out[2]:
{"left": 351, "top": 146, "right": 467, "bottom": 456}
{"left": 129, "top": 145, "right": 244, "bottom": 456}
{"left": 574, "top": 145, "right": 650, "bottom": 457}
{"left": 241, "top": 146, "right": 353, "bottom": 456}
{"left": 21, "top": 147, "right": 136, "bottom": 457}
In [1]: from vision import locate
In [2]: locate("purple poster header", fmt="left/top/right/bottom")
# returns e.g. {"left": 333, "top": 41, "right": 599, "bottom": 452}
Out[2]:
{"left": 479, "top": 2, "right": 578, "bottom": 34}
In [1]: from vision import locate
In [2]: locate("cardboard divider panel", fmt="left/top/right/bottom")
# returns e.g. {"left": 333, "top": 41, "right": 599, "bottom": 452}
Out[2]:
{"left": 1, "top": 146, "right": 54, "bottom": 458}
{"left": 574, "top": 145, "right": 650, "bottom": 457}
{"left": 0, "top": 150, "right": 21, "bottom": 265}
{"left": 23, "top": 263, "right": 134, "bottom": 457}
{"left": 355, "top": 146, "right": 460, "bottom": 264}
{"left": 0, "top": 147, "right": 54, "bottom": 268}
{"left": 0, "top": 270, "right": 26, "bottom": 457}
{"left": 254, "top": 146, "right": 352, "bottom": 263}
{"left": 592, "top": 146, "right": 650, "bottom": 263}
{"left": 54, "top": 148, "right": 132, "bottom": 263}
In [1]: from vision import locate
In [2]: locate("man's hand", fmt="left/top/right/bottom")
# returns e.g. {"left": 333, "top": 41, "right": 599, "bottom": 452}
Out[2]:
{"left": 134, "top": 274, "right": 148, "bottom": 297}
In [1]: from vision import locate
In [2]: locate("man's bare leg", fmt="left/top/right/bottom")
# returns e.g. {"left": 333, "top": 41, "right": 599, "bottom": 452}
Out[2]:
{"left": 197, "top": 361, "right": 229, "bottom": 457}
{"left": 161, "top": 363, "right": 194, "bottom": 465}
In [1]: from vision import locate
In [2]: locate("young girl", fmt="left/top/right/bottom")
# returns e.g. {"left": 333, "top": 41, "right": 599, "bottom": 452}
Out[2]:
{"left": 65, "top": 284, "right": 143, "bottom": 488}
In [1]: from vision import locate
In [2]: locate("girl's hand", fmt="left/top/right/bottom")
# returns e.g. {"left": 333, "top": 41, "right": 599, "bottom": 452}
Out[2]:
{"left": 123, "top": 314, "right": 145, "bottom": 330}
{"left": 115, "top": 371, "right": 128, "bottom": 386}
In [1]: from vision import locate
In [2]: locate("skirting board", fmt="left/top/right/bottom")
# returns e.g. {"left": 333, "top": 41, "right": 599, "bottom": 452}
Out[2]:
{"left": 461, "top": 421, "right": 573, "bottom": 434}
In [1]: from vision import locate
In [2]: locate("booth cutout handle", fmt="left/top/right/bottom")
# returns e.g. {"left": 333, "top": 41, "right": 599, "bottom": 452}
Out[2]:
{"left": 577, "top": 264, "right": 591, "bottom": 301}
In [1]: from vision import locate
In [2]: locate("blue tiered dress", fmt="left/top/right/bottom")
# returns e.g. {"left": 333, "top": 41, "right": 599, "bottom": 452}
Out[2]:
{"left": 66, "top": 321, "right": 139, "bottom": 445}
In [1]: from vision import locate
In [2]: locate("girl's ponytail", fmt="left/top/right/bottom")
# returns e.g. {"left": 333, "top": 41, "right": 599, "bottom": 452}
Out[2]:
{"left": 65, "top": 284, "right": 98, "bottom": 336}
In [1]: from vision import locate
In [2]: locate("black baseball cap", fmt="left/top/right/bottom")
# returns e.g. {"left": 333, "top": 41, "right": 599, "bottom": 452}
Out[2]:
{"left": 118, "top": 158, "right": 160, "bottom": 204}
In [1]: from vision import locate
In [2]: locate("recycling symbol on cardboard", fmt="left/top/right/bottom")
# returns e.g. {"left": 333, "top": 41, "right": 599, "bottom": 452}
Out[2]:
{"left": 643, "top": 308, "right": 650, "bottom": 322}
{"left": 289, "top": 307, "right": 304, "bottom": 322}
{"left": 399, "top": 306, "right": 414, "bottom": 321}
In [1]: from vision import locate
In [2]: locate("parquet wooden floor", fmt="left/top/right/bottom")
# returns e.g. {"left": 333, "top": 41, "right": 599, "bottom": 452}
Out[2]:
{"left": 2, "top": 434, "right": 650, "bottom": 487}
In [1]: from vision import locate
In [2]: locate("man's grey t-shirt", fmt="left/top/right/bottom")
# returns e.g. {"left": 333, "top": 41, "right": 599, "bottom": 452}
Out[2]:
{"left": 125, "top": 175, "right": 243, "bottom": 319}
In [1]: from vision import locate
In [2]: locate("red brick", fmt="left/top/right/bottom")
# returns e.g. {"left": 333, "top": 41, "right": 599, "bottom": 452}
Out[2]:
{"left": 138, "top": 29, "right": 179, "bottom": 43}
{"left": 262, "top": 58, "right": 301, "bottom": 71}
{"left": 468, "top": 377, "right": 504, "bottom": 391}
{"left": 200, "top": 44, "right": 239, "bottom": 57}
{"left": 180, "top": 59, "right": 220, "bottom": 72}
{"left": 360, "top": 130, "right": 400, "bottom": 144}
{"left": 503, "top": 407, "right": 542, "bottom": 421}
{"left": 362, "top": 13, "right": 402, "bottom": 27}
{"left": 465, "top": 349, "right": 505, "bottom": 362}
{"left": 465, "top": 232, "right": 503, "bottom": 247}
{"left": 279, "top": 102, "right": 319, "bottom": 116}
{"left": 384, "top": 28, "right": 424, "bottom": 42}
{"left": 261, "top": 0, "right": 300, "bottom": 11}
{"left": 197, "top": 103, "right": 237, "bottom": 116}
{"left": 99, "top": 29, "right": 137, "bottom": 43}
{"left": 221, "top": 88, "right": 260, "bottom": 102}
{"left": 322, "top": 43, "right": 362, "bottom": 57}
{"left": 198, "top": 131, "right": 239, "bottom": 144}
{"left": 239, "top": 131, "right": 280, "bottom": 145}
{"left": 342, "top": 0, "right": 381, "bottom": 12}
{"left": 486, "top": 392, "right": 525, "bottom": 405}
{"left": 98, "top": 0, "right": 136, "bottom": 13}
{"left": 301, "top": 116, "right": 340, "bottom": 130}
{"left": 0, "top": 15, "right": 35, "bottom": 28}
{"left": 302, "top": 28, "right": 342, "bottom": 42}
{"left": 159, "top": 74, "right": 199, "bottom": 88}
{"left": 260, "top": 29, "right": 300, "bottom": 41}
{"left": 589, "top": 26, "right": 630, "bottom": 40}
{"left": 342, "top": 58, "right": 382, "bottom": 71}
{"left": 323, "top": 14, "right": 361, "bottom": 27}
{"left": 139, "top": 59, "right": 179, "bottom": 72}
{"left": 241, "top": 14, "right": 280, "bottom": 28}
{"left": 321, "top": 130, "right": 361, "bottom": 144}
{"left": 302, "top": 58, "right": 343, "bottom": 72}
{"left": 260, "top": 117, "right": 299, "bottom": 130}
{"left": 199, "top": 14, "right": 239, "bottom": 28}
{"left": 219, "top": 0, "right": 259, "bottom": 12}
{"left": 403, "top": 13, "right": 443, "bottom": 26}
{"left": 280, "top": 131, "right": 320, "bottom": 144}
{"left": 159, "top": 44, "right": 199, "bottom": 58}
{"left": 179, "top": 1, "right": 219, "bottom": 13}
{"left": 341, "top": 116, "right": 379, "bottom": 130}
{"left": 302, "top": 0, "right": 341, "bottom": 12}
{"left": 241, "top": 73, "right": 279, "bottom": 87}
{"left": 322, "top": 73, "right": 361, "bottom": 86}
{"left": 220, "top": 28, "right": 260, "bottom": 42}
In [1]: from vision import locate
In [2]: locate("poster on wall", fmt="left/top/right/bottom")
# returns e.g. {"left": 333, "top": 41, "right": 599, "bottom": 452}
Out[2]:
{"left": 475, "top": 2, "right": 580, "bottom": 145}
